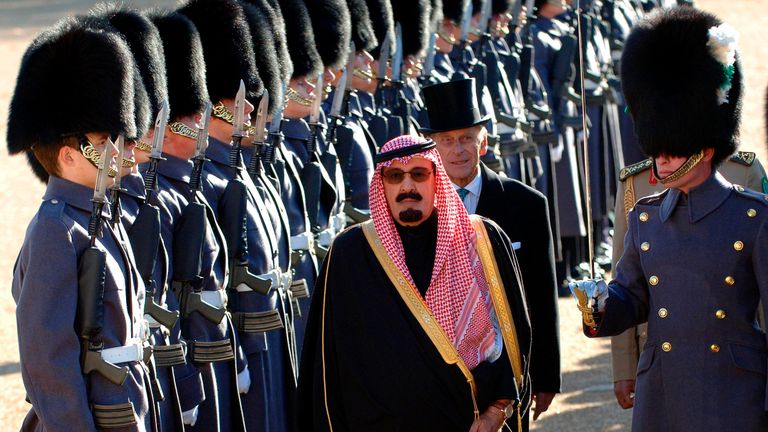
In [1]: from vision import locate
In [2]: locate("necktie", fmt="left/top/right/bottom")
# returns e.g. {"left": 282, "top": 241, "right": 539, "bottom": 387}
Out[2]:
{"left": 457, "top": 188, "right": 470, "bottom": 201}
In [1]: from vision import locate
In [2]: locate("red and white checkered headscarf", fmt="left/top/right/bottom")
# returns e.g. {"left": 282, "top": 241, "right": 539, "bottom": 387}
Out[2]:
{"left": 369, "top": 135, "right": 501, "bottom": 369}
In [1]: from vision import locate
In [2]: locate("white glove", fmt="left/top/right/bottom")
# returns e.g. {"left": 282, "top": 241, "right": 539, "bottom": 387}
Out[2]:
{"left": 182, "top": 406, "right": 199, "bottom": 426}
{"left": 237, "top": 367, "right": 251, "bottom": 394}
{"left": 568, "top": 279, "right": 609, "bottom": 329}
{"left": 550, "top": 139, "right": 564, "bottom": 163}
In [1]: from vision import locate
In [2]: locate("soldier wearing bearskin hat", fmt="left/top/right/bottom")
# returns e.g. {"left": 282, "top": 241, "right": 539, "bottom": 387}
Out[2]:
{"left": 7, "top": 17, "right": 157, "bottom": 431}
{"left": 571, "top": 7, "right": 768, "bottom": 430}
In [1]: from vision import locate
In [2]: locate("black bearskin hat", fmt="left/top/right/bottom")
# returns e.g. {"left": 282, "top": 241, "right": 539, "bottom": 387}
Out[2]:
{"left": 346, "top": 0, "right": 377, "bottom": 53}
{"left": 471, "top": 0, "right": 511, "bottom": 16}
{"left": 7, "top": 19, "right": 137, "bottom": 167}
{"left": 366, "top": 0, "right": 394, "bottom": 59}
{"left": 243, "top": 0, "right": 293, "bottom": 110}
{"left": 240, "top": 1, "right": 283, "bottom": 113}
{"left": 621, "top": 7, "right": 742, "bottom": 166}
{"left": 178, "top": 0, "right": 263, "bottom": 103}
{"left": 91, "top": 6, "right": 168, "bottom": 139}
{"left": 261, "top": 0, "right": 294, "bottom": 81}
{"left": 148, "top": 10, "right": 210, "bottom": 121}
{"left": 492, "top": 0, "right": 511, "bottom": 14}
{"left": 430, "top": 0, "right": 443, "bottom": 29}
{"left": 304, "top": 0, "right": 352, "bottom": 69}
{"left": 277, "top": 0, "right": 323, "bottom": 78}
{"left": 392, "top": 0, "right": 431, "bottom": 57}
{"left": 442, "top": 0, "right": 468, "bottom": 22}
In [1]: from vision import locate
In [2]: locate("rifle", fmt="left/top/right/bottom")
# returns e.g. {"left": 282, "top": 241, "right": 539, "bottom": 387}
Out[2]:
{"left": 129, "top": 103, "right": 180, "bottom": 331}
{"left": 220, "top": 80, "right": 272, "bottom": 296}
{"left": 78, "top": 138, "right": 130, "bottom": 386}
{"left": 172, "top": 102, "right": 228, "bottom": 325}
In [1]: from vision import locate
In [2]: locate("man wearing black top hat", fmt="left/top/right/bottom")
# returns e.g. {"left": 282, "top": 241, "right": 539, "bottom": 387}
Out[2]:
{"left": 422, "top": 78, "right": 561, "bottom": 427}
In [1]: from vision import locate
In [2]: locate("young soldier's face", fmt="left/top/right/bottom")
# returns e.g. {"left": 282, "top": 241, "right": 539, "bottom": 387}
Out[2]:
{"left": 382, "top": 157, "right": 436, "bottom": 226}
{"left": 64, "top": 132, "right": 118, "bottom": 188}
{"left": 431, "top": 125, "right": 487, "bottom": 187}
{"left": 653, "top": 149, "right": 714, "bottom": 192}
{"left": 284, "top": 76, "right": 315, "bottom": 119}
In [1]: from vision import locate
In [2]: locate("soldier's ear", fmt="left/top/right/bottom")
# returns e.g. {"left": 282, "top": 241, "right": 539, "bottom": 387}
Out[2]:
{"left": 702, "top": 148, "right": 715, "bottom": 162}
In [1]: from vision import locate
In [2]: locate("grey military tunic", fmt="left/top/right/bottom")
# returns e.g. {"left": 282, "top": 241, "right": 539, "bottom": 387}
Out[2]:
{"left": 13, "top": 176, "right": 153, "bottom": 431}
{"left": 595, "top": 172, "right": 768, "bottom": 431}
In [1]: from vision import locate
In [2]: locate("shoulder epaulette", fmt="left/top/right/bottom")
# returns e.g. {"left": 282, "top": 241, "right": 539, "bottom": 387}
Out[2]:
{"left": 619, "top": 158, "right": 653, "bottom": 182}
{"left": 729, "top": 151, "right": 756, "bottom": 167}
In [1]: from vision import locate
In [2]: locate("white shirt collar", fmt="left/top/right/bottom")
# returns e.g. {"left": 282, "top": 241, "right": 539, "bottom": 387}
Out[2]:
{"left": 453, "top": 168, "right": 482, "bottom": 195}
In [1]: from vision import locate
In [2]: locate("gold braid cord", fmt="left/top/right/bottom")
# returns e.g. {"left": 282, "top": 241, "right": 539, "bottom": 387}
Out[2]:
{"left": 623, "top": 179, "right": 635, "bottom": 224}
{"left": 658, "top": 150, "right": 705, "bottom": 185}
{"left": 352, "top": 68, "right": 374, "bottom": 80}
{"left": 80, "top": 141, "right": 117, "bottom": 178}
{"left": 212, "top": 101, "right": 236, "bottom": 124}
{"left": 211, "top": 101, "right": 258, "bottom": 136}
{"left": 169, "top": 121, "right": 198, "bottom": 140}
{"left": 122, "top": 157, "right": 136, "bottom": 169}
{"left": 286, "top": 86, "right": 314, "bottom": 107}
{"left": 135, "top": 140, "right": 152, "bottom": 153}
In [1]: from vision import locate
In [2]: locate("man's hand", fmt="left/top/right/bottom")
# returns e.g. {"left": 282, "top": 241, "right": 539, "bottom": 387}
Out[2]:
{"left": 532, "top": 392, "right": 556, "bottom": 421}
{"left": 468, "top": 407, "right": 505, "bottom": 432}
{"left": 613, "top": 379, "right": 636, "bottom": 409}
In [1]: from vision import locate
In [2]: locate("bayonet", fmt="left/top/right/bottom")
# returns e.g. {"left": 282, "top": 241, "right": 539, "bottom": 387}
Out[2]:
{"left": 143, "top": 100, "right": 169, "bottom": 202}
{"left": 309, "top": 72, "right": 323, "bottom": 125}
{"left": 251, "top": 91, "right": 269, "bottom": 144}
{"left": 189, "top": 101, "right": 212, "bottom": 192}
{"left": 88, "top": 139, "right": 111, "bottom": 243}
{"left": 422, "top": 31, "right": 438, "bottom": 78}
{"left": 328, "top": 68, "right": 348, "bottom": 120}
{"left": 229, "top": 80, "right": 247, "bottom": 170}
{"left": 247, "top": 92, "right": 270, "bottom": 177}
{"left": 477, "top": 0, "right": 493, "bottom": 35}
{"left": 510, "top": 0, "right": 524, "bottom": 27}
{"left": 232, "top": 80, "right": 246, "bottom": 139}
{"left": 307, "top": 71, "right": 324, "bottom": 154}
{"left": 459, "top": 1, "right": 474, "bottom": 43}
{"left": 391, "top": 23, "right": 404, "bottom": 83}
{"left": 376, "top": 31, "right": 392, "bottom": 82}
{"left": 265, "top": 83, "right": 286, "bottom": 165}
{"left": 109, "top": 134, "right": 126, "bottom": 225}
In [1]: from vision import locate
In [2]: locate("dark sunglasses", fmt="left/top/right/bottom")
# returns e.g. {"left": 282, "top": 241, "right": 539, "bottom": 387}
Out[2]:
{"left": 381, "top": 167, "right": 434, "bottom": 184}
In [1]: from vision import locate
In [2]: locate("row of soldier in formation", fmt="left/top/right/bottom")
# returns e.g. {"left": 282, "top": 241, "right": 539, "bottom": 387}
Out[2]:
{"left": 9, "top": 0, "right": 762, "bottom": 430}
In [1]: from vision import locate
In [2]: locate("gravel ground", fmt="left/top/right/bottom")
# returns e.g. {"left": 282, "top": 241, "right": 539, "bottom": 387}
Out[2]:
{"left": 0, "top": 0, "right": 764, "bottom": 430}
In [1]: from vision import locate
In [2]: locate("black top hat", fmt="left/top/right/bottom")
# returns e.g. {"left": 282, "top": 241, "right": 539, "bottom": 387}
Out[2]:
{"left": 420, "top": 78, "right": 491, "bottom": 133}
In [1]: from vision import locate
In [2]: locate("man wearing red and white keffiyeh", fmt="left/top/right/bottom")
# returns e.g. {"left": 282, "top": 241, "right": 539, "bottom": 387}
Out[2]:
{"left": 369, "top": 135, "right": 502, "bottom": 371}
{"left": 298, "top": 135, "right": 532, "bottom": 432}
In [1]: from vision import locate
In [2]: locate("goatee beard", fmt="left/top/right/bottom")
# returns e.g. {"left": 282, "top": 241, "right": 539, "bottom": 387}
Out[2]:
{"left": 399, "top": 208, "right": 424, "bottom": 223}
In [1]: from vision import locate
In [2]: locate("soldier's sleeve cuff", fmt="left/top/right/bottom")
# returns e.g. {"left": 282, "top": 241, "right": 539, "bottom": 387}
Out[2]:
{"left": 175, "top": 370, "right": 205, "bottom": 411}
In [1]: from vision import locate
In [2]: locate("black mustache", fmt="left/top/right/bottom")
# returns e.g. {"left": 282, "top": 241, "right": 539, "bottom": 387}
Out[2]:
{"left": 396, "top": 191, "right": 422, "bottom": 202}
